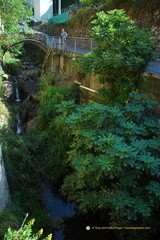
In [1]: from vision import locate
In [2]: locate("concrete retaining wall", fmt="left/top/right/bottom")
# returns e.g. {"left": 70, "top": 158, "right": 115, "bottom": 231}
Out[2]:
{"left": 0, "top": 145, "right": 11, "bottom": 213}
{"left": 48, "top": 51, "right": 160, "bottom": 105}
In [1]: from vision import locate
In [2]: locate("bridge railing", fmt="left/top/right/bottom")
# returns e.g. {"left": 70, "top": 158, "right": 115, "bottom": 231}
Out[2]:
{"left": 49, "top": 37, "right": 160, "bottom": 76}
{"left": 52, "top": 36, "right": 98, "bottom": 54}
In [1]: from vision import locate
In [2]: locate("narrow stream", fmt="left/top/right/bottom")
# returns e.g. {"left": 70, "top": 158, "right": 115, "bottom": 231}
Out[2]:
{"left": 16, "top": 112, "right": 22, "bottom": 135}
{"left": 14, "top": 81, "right": 22, "bottom": 135}
{"left": 15, "top": 80, "right": 21, "bottom": 102}
{"left": 42, "top": 184, "right": 117, "bottom": 240}
{"left": 9, "top": 54, "right": 117, "bottom": 240}
{"left": 43, "top": 184, "right": 76, "bottom": 240}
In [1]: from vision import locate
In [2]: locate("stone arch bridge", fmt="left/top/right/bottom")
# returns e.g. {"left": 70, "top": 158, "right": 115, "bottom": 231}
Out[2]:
{"left": 10, "top": 31, "right": 160, "bottom": 76}
{"left": 10, "top": 32, "right": 48, "bottom": 52}
{"left": 9, "top": 32, "right": 100, "bottom": 95}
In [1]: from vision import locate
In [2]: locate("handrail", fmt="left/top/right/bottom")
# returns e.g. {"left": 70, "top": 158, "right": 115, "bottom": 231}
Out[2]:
{"left": 45, "top": 35, "right": 160, "bottom": 76}
{"left": 52, "top": 36, "right": 95, "bottom": 54}
{"left": 53, "top": 36, "right": 93, "bottom": 40}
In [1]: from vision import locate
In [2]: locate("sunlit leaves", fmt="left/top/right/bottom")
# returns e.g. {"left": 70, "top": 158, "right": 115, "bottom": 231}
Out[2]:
{"left": 5, "top": 218, "right": 52, "bottom": 240}
{"left": 58, "top": 93, "right": 160, "bottom": 222}
{"left": 74, "top": 9, "right": 156, "bottom": 103}
{"left": 0, "top": 0, "right": 33, "bottom": 57}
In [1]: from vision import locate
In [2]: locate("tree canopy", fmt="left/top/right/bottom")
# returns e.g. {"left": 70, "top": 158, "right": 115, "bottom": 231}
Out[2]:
{"left": 75, "top": 9, "right": 156, "bottom": 103}
{"left": 0, "top": 0, "right": 33, "bottom": 57}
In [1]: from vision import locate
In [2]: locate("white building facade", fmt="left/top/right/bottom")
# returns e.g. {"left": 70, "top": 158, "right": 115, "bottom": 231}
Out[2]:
{"left": 28, "top": 0, "right": 54, "bottom": 21}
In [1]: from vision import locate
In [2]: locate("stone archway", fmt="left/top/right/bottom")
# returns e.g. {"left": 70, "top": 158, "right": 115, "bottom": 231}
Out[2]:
{"left": 10, "top": 39, "right": 47, "bottom": 53}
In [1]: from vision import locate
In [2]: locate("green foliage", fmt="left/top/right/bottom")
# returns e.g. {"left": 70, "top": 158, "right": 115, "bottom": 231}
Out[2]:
{"left": 79, "top": 0, "right": 94, "bottom": 5}
{"left": 3, "top": 52, "right": 22, "bottom": 75}
{"left": 3, "top": 132, "right": 42, "bottom": 191}
{"left": 74, "top": 9, "right": 156, "bottom": 104}
{"left": 37, "top": 83, "right": 81, "bottom": 185}
{"left": 80, "top": 0, "right": 160, "bottom": 13}
{"left": 38, "top": 86, "right": 69, "bottom": 129}
{"left": 38, "top": 85, "right": 80, "bottom": 129}
{"left": 9, "top": 44, "right": 25, "bottom": 57}
{"left": 0, "top": 208, "right": 19, "bottom": 239}
{"left": 37, "top": 84, "right": 79, "bottom": 184}
{"left": 39, "top": 119, "right": 73, "bottom": 185}
{"left": 0, "top": 75, "right": 3, "bottom": 97}
{"left": 79, "top": 0, "right": 105, "bottom": 6}
{"left": 39, "top": 72, "right": 57, "bottom": 91}
{"left": 0, "top": 0, "right": 33, "bottom": 59}
{"left": 2, "top": 132, "right": 51, "bottom": 232}
{"left": 53, "top": 93, "right": 160, "bottom": 226}
{"left": 4, "top": 216, "right": 52, "bottom": 240}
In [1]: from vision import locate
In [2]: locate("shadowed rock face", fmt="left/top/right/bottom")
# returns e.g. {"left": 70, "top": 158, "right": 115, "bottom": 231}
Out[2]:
{"left": 0, "top": 145, "right": 11, "bottom": 213}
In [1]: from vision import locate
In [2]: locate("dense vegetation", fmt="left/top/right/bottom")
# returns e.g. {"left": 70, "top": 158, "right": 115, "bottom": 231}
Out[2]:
{"left": 37, "top": 87, "right": 160, "bottom": 240}
{"left": 4, "top": 217, "right": 52, "bottom": 240}
{"left": 0, "top": 0, "right": 33, "bottom": 60}
{"left": 36, "top": 8, "right": 159, "bottom": 240}
{"left": 74, "top": 9, "right": 156, "bottom": 104}
{"left": 79, "top": 0, "right": 160, "bottom": 13}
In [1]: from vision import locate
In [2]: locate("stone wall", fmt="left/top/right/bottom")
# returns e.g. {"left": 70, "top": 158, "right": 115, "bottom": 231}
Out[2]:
{"left": 131, "top": 9, "right": 160, "bottom": 44}
{"left": 23, "top": 32, "right": 47, "bottom": 46}
{"left": 50, "top": 52, "right": 109, "bottom": 102}
{"left": 35, "top": 7, "right": 160, "bottom": 45}
{"left": 0, "top": 98, "right": 10, "bottom": 129}
{"left": 49, "top": 51, "right": 160, "bottom": 105}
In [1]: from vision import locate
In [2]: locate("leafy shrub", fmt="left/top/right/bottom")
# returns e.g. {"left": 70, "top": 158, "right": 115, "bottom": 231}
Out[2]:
{"left": 9, "top": 44, "right": 25, "bottom": 57}
{"left": 39, "top": 72, "right": 57, "bottom": 91}
{"left": 2, "top": 132, "right": 51, "bottom": 232}
{"left": 53, "top": 93, "right": 160, "bottom": 231}
{"left": 38, "top": 85, "right": 78, "bottom": 129}
{"left": 82, "top": 0, "right": 160, "bottom": 13}
{"left": 0, "top": 208, "right": 19, "bottom": 240}
{"left": 3, "top": 52, "right": 22, "bottom": 75}
{"left": 4, "top": 216, "right": 52, "bottom": 240}
{"left": 74, "top": 9, "right": 156, "bottom": 104}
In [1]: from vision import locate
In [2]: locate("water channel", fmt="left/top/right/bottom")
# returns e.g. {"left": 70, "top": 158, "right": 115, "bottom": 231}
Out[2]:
{"left": 43, "top": 183, "right": 75, "bottom": 240}
{"left": 42, "top": 183, "right": 114, "bottom": 240}
{"left": 11, "top": 59, "right": 89, "bottom": 240}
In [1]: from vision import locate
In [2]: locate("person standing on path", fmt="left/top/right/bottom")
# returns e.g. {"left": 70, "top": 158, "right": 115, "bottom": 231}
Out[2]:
{"left": 61, "top": 28, "right": 68, "bottom": 49}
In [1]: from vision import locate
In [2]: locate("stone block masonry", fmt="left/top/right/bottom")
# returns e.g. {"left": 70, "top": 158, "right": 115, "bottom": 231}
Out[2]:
{"left": 23, "top": 32, "right": 47, "bottom": 47}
